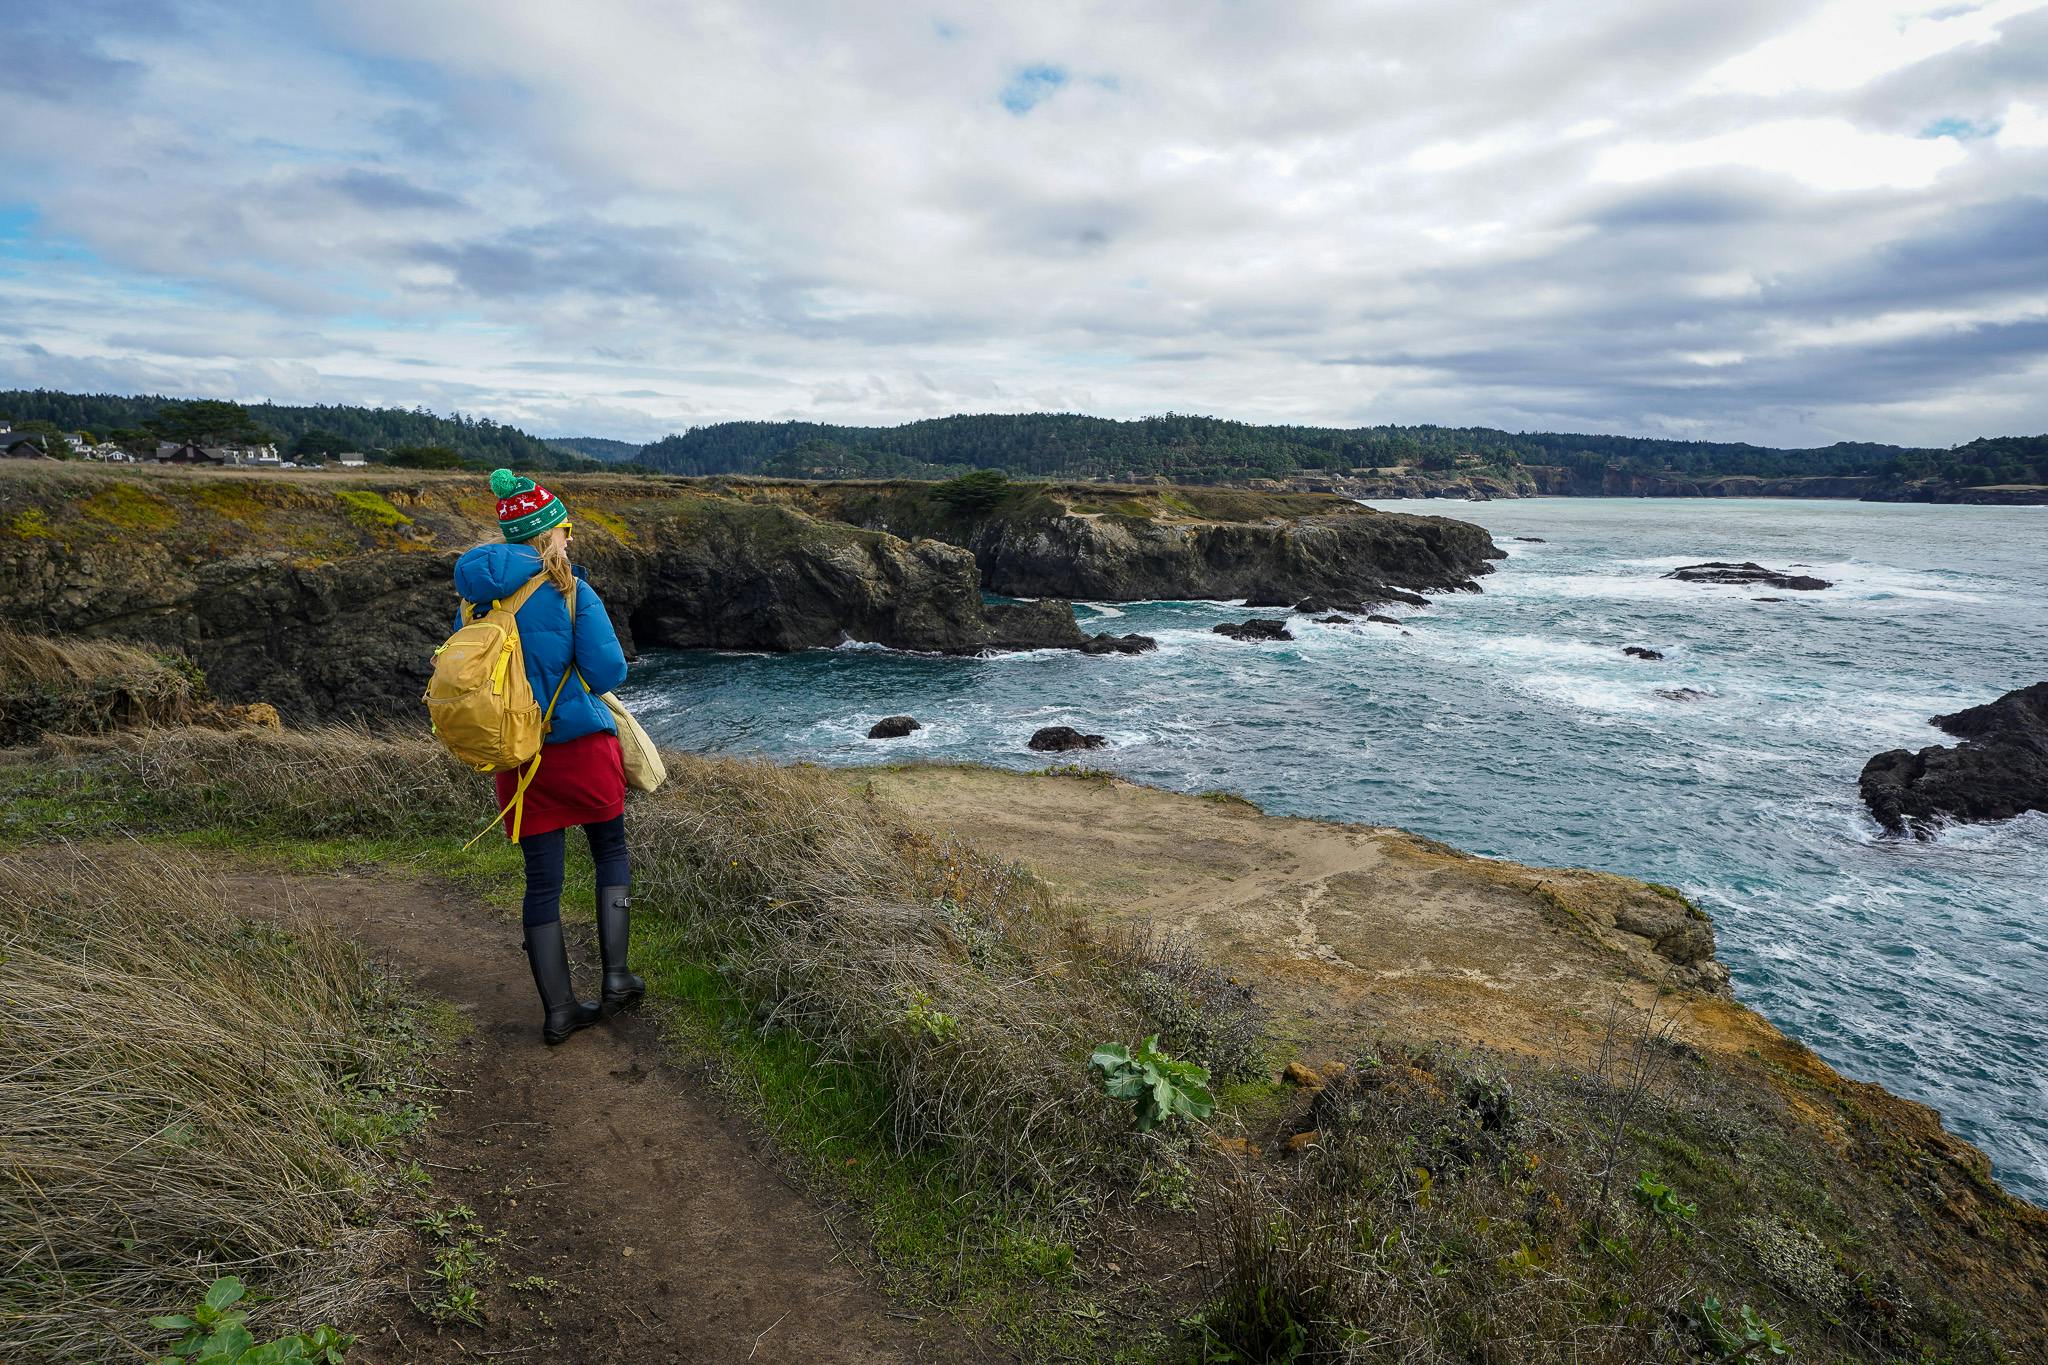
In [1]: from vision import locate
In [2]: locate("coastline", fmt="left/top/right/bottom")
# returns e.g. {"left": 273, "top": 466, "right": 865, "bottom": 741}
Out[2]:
{"left": 1272, "top": 470, "right": 2048, "bottom": 505}
{"left": 6, "top": 464, "right": 2047, "bottom": 1355}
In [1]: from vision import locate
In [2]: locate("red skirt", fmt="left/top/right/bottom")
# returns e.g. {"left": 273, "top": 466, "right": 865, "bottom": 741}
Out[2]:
{"left": 495, "top": 731, "right": 625, "bottom": 839}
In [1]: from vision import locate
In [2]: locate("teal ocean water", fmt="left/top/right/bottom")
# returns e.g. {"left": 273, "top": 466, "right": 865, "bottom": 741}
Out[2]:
{"left": 626, "top": 498, "right": 2048, "bottom": 1202}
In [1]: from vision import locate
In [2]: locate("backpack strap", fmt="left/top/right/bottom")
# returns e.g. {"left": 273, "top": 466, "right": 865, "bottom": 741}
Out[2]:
{"left": 461, "top": 572, "right": 550, "bottom": 626}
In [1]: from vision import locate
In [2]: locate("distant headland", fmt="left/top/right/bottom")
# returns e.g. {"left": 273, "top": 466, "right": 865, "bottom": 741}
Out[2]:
{"left": 4, "top": 388, "right": 2044, "bottom": 503}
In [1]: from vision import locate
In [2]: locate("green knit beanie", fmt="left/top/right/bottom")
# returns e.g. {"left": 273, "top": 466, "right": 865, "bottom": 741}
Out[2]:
{"left": 490, "top": 468, "right": 570, "bottom": 542}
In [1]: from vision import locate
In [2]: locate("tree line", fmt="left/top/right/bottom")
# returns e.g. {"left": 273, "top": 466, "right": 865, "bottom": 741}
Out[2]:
{"left": 0, "top": 390, "right": 601, "bottom": 472}
{"left": 10, "top": 389, "right": 2043, "bottom": 488}
{"left": 638, "top": 413, "right": 2048, "bottom": 487}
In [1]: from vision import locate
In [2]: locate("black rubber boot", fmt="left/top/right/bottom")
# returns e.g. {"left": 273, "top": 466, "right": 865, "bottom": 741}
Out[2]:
{"left": 597, "top": 885, "right": 645, "bottom": 1016}
{"left": 523, "top": 920, "right": 600, "bottom": 1046}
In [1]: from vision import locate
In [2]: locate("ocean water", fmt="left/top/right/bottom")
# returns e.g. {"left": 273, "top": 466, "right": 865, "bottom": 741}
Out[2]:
{"left": 625, "top": 497, "right": 2048, "bottom": 1203}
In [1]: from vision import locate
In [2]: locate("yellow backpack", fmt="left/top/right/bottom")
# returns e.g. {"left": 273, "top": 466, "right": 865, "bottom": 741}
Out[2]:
{"left": 423, "top": 574, "right": 574, "bottom": 842}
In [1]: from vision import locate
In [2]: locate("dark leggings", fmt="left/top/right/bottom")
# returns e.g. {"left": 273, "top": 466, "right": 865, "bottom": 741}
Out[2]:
{"left": 519, "top": 815, "right": 630, "bottom": 927}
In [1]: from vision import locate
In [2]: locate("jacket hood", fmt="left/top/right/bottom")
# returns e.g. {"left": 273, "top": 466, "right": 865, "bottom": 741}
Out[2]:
{"left": 454, "top": 543, "right": 545, "bottom": 602}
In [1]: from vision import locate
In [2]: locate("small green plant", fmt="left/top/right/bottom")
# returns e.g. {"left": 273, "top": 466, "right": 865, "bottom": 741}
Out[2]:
{"left": 1090, "top": 1034, "right": 1215, "bottom": 1131}
{"left": 150, "top": 1277, "right": 351, "bottom": 1364}
{"left": 1691, "top": 1294, "right": 1794, "bottom": 1359}
{"left": 900, "top": 989, "right": 959, "bottom": 1042}
{"left": 1631, "top": 1171, "right": 1697, "bottom": 1236}
{"left": 429, "top": 1239, "right": 496, "bottom": 1324}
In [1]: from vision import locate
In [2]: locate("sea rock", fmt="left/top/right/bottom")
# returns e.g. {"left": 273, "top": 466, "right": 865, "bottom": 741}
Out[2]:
{"left": 867, "top": 715, "right": 921, "bottom": 739}
{"left": 975, "top": 602, "right": 1156, "bottom": 657}
{"left": 1315, "top": 614, "right": 1351, "bottom": 624}
{"left": 1366, "top": 614, "right": 1400, "bottom": 625}
{"left": 981, "top": 599, "right": 1086, "bottom": 651}
{"left": 1027, "top": 725, "right": 1107, "bottom": 753}
{"left": 1657, "top": 688, "right": 1712, "bottom": 703}
{"left": 1665, "top": 561, "right": 1831, "bottom": 591}
{"left": 1077, "top": 632, "right": 1157, "bottom": 655}
{"left": 1514, "top": 536, "right": 1547, "bottom": 543}
{"left": 1753, "top": 596, "right": 1784, "bottom": 603}
{"left": 1859, "top": 682, "right": 2048, "bottom": 837}
{"left": 1623, "top": 646, "right": 1665, "bottom": 661}
{"left": 1293, "top": 595, "right": 1366, "bottom": 615}
{"left": 1213, "top": 619, "right": 1294, "bottom": 642}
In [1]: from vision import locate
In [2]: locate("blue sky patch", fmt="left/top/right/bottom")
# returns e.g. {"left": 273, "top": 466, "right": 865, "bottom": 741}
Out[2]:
{"left": 1001, "top": 64, "right": 1069, "bottom": 115}
{"left": 1921, "top": 116, "right": 1998, "bottom": 140}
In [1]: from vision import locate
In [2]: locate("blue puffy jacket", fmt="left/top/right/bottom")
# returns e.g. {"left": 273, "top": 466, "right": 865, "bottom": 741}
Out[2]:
{"left": 452, "top": 543, "right": 628, "bottom": 746}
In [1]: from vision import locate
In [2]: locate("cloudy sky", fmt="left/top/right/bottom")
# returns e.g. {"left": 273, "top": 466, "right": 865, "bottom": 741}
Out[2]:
{"left": 3, "top": 1, "right": 2046, "bottom": 447}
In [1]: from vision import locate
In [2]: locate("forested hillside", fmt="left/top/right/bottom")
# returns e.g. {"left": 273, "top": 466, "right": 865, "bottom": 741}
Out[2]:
{"left": 10, "top": 389, "right": 2043, "bottom": 489}
{"left": 545, "top": 436, "right": 643, "bottom": 462}
{"left": 638, "top": 413, "right": 2048, "bottom": 487}
{"left": 0, "top": 389, "right": 571, "bottom": 468}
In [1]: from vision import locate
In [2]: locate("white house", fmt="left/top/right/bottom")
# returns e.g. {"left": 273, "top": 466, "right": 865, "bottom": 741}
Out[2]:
{"left": 221, "top": 443, "right": 283, "bottom": 467}
{"left": 336, "top": 451, "right": 368, "bottom": 468}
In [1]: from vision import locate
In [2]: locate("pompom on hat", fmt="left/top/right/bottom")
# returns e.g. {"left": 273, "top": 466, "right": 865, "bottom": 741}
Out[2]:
{"left": 490, "top": 468, "right": 570, "bottom": 542}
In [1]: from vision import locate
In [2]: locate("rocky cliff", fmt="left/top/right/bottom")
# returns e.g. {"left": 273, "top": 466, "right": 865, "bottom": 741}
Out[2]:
{"left": 724, "top": 480, "right": 1503, "bottom": 604}
{"left": 1, "top": 467, "right": 1496, "bottom": 721}
{"left": 0, "top": 468, "right": 996, "bottom": 720}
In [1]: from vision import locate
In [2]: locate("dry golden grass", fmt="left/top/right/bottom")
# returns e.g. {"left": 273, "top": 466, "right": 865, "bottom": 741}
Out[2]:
{"left": 630, "top": 756, "right": 1147, "bottom": 1211}
{"left": 16, "top": 728, "right": 1174, "bottom": 1224}
{"left": 0, "top": 628, "right": 206, "bottom": 747}
{"left": 0, "top": 844, "right": 427, "bottom": 1362}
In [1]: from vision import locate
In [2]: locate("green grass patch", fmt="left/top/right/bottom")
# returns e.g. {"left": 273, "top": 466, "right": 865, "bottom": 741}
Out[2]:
{"left": 8, "top": 507, "right": 55, "bottom": 539}
{"left": 334, "top": 488, "right": 412, "bottom": 529}
{"left": 79, "top": 482, "right": 179, "bottom": 531}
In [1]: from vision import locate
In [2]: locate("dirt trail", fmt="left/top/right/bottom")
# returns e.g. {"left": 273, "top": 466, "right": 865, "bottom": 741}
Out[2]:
{"left": 225, "top": 871, "right": 953, "bottom": 1365}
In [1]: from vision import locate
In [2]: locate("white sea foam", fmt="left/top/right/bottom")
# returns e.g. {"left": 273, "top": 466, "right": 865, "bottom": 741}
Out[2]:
{"left": 1510, "top": 672, "right": 1667, "bottom": 715}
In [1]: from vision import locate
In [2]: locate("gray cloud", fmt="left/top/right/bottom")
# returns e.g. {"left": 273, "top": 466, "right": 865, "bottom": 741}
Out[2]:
{"left": 327, "top": 169, "right": 469, "bottom": 212}
{"left": 0, "top": 0, "right": 2044, "bottom": 446}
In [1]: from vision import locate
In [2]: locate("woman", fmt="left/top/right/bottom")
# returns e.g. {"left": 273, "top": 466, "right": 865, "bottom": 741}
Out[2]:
{"left": 453, "top": 468, "right": 644, "bottom": 1046}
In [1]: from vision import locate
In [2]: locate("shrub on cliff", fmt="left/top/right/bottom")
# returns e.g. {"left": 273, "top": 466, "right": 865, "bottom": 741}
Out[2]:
{"left": 0, "top": 629, "right": 205, "bottom": 745}
{"left": 932, "top": 468, "right": 1013, "bottom": 514}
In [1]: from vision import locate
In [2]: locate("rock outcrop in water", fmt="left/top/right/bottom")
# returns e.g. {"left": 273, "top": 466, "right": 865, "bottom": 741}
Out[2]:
{"left": 745, "top": 481, "right": 1502, "bottom": 608}
{"left": 1665, "top": 561, "right": 1831, "bottom": 591}
{"left": 1027, "top": 725, "right": 1106, "bottom": 752}
{"left": 1214, "top": 619, "right": 1294, "bottom": 642}
{"left": 1860, "top": 683, "right": 2048, "bottom": 837}
{"left": 981, "top": 600, "right": 1157, "bottom": 655}
{"left": 867, "top": 716, "right": 920, "bottom": 739}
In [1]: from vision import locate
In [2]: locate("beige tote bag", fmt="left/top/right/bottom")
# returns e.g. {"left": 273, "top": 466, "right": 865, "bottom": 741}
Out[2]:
{"left": 600, "top": 691, "right": 668, "bottom": 793}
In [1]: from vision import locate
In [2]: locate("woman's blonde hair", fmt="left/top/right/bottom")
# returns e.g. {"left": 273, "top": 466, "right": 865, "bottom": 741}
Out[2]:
{"left": 531, "top": 526, "right": 577, "bottom": 600}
